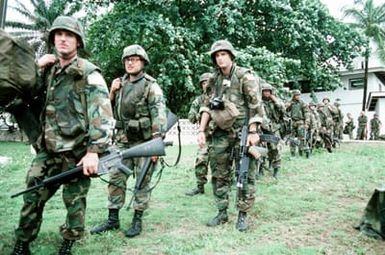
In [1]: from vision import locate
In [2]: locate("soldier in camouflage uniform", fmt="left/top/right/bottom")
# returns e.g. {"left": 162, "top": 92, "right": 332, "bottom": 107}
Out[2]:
{"left": 317, "top": 102, "right": 333, "bottom": 152}
{"left": 185, "top": 73, "right": 213, "bottom": 196}
{"left": 356, "top": 111, "right": 368, "bottom": 140}
{"left": 11, "top": 16, "right": 114, "bottom": 255}
{"left": 197, "top": 40, "right": 264, "bottom": 232}
{"left": 286, "top": 90, "right": 309, "bottom": 156}
{"left": 333, "top": 100, "right": 344, "bottom": 140}
{"left": 260, "top": 84, "right": 285, "bottom": 178}
{"left": 369, "top": 113, "right": 382, "bottom": 140}
{"left": 91, "top": 45, "right": 167, "bottom": 238}
{"left": 343, "top": 113, "right": 355, "bottom": 140}
{"left": 307, "top": 102, "right": 321, "bottom": 151}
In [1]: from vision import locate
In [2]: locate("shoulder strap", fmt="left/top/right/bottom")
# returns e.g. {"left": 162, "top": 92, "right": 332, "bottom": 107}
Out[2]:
{"left": 74, "top": 58, "right": 99, "bottom": 128}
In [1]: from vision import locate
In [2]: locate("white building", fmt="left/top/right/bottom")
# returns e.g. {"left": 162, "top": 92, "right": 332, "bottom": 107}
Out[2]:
{"left": 301, "top": 49, "right": 385, "bottom": 134}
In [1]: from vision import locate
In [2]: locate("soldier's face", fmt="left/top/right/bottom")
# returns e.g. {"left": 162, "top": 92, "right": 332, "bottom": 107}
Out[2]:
{"left": 262, "top": 90, "right": 271, "bottom": 99}
{"left": 124, "top": 56, "right": 145, "bottom": 75}
{"left": 54, "top": 30, "right": 79, "bottom": 59}
{"left": 214, "top": 51, "right": 232, "bottom": 69}
{"left": 201, "top": 80, "right": 209, "bottom": 92}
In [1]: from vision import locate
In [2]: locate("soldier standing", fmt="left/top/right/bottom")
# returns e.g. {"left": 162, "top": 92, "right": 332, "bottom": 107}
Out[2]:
{"left": 356, "top": 111, "right": 368, "bottom": 140}
{"left": 261, "top": 84, "right": 285, "bottom": 178}
{"left": 344, "top": 113, "right": 355, "bottom": 140}
{"left": 307, "top": 102, "right": 321, "bottom": 151}
{"left": 91, "top": 45, "right": 167, "bottom": 238}
{"left": 11, "top": 16, "right": 114, "bottom": 255}
{"left": 317, "top": 102, "right": 334, "bottom": 152}
{"left": 333, "top": 100, "right": 344, "bottom": 140}
{"left": 370, "top": 113, "right": 382, "bottom": 140}
{"left": 286, "top": 90, "right": 309, "bottom": 156}
{"left": 197, "top": 40, "right": 264, "bottom": 231}
{"left": 185, "top": 73, "right": 213, "bottom": 196}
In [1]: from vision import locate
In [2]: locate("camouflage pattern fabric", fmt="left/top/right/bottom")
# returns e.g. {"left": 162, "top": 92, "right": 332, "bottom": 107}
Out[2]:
{"left": 261, "top": 96, "right": 285, "bottom": 168}
{"left": 333, "top": 106, "right": 344, "bottom": 140}
{"left": 344, "top": 117, "right": 355, "bottom": 140}
{"left": 286, "top": 99, "right": 309, "bottom": 155}
{"left": 318, "top": 106, "right": 334, "bottom": 150}
{"left": 15, "top": 57, "right": 113, "bottom": 242}
{"left": 201, "top": 64, "right": 264, "bottom": 212}
{"left": 370, "top": 118, "right": 382, "bottom": 140}
{"left": 354, "top": 187, "right": 385, "bottom": 240}
{"left": 356, "top": 115, "right": 368, "bottom": 140}
{"left": 193, "top": 144, "right": 210, "bottom": 187}
{"left": 109, "top": 72, "right": 167, "bottom": 211}
{"left": 107, "top": 148, "right": 156, "bottom": 211}
{"left": 43, "top": 58, "right": 113, "bottom": 155}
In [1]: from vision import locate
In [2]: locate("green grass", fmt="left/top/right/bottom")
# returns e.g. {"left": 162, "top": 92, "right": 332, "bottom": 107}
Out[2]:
{"left": 0, "top": 142, "right": 384, "bottom": 254}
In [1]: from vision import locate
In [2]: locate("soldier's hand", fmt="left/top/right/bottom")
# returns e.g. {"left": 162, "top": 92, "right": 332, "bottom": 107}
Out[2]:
{"left": 151, "top": 156, "right": 159, "bottom": 163}
{"left": 247, "top": 133, "right": 260, "bottom": 146}
{"left": 110, "top": 78, "right": 122, "bottom": 94}
{"left": 270, "top": 94, "right": 276, "bottom": 102}
{"left": 77, "top": 152, "right": 99, "bottom": 176}
{"left": 197, "top": 131, "right": 206, "bottom": 148}
{"left": 37, "top": 54, "right": 57, "bottom": 68}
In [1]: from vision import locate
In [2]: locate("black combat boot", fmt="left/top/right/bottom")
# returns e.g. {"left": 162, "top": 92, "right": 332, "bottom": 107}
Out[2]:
{"left": 90, "top": 209, "right": 120, "bottom": 234}
{"left": 185, "top": 184, "right": 204, "bottom": 196}
{"left": 236, "top": 211, "right": 248, "bottom": 232}
{"left": 58, "top": 239, "right": 75, "bottom": 255}
{"left": 125, "top": 210, "right": 143, "bottom": 238}
{"left": 11, "top": 240, "right": 31, "bottom": 255}
{"left": 273, "top": 167, "right": 279, "bottom": 179}
{"left": 206, "top": 209, "right": 228, "bottom": 227}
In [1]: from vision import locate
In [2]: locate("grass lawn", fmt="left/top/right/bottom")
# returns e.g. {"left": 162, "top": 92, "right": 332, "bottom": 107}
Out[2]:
{"left": 0, "top": 141, "right": 384, "bottom": 254}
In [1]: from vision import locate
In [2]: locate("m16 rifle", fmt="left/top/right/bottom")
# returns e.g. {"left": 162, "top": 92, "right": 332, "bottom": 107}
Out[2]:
{"left": 11, "top": 137, "right": 168, "bottom": 198}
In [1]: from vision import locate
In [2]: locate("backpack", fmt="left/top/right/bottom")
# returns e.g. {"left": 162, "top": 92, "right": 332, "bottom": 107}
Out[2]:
{"left": 0, "top": 29, "right": 40, "bottom": 107}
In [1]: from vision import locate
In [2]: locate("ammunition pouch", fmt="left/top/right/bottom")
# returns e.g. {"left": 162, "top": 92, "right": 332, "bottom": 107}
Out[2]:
{"left": 116, "top": 116, "right": 152, "bottom": 140}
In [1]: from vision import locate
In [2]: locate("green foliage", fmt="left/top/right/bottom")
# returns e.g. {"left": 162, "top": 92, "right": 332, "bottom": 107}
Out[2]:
{"left": 86, "top": 0, "right": 363, "bottom": 116}
{"left": 5, "top": 0, "right": 82, "bottom": 56}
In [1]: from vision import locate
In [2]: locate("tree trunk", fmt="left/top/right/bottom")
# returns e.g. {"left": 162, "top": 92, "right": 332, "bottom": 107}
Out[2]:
{"left": 362, "top": 48, "right": 369, "bottom": 111}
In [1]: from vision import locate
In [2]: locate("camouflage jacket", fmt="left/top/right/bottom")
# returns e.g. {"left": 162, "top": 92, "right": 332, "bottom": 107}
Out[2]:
{"left": 317, "top": 107, "right": 334, "bottom": 129}
{"left": 370, "top": 118, "right": 381, "bottom": 130}
{"left": 188, "top": 94, "right": 208, "bottom": 124}
{"left": 287, "top": 99, "right": 309, "bottom": 124}
{"left": 358, "top": 115, "right": 368, "bottom": 127}
{"left": 261, "top": 97, "right": 285, "bottom": 133}
{"left": 307, "top": 110, "right": 321, "bottom": 131}
{"left": 113, "top": 72, "right": 167, "bottom": 144}
{"left": 42, "top": 57, "right": 113, "bottom": 154}
{"left": 200, "top": 64, "right": 265, "bottom": 130}
{"left": 345, "top": 117, "right": 355, "bottom": 131}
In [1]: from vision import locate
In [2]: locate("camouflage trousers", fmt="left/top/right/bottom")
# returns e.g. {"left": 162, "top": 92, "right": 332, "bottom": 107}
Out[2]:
{"left": 209, "top": 129, "right": 256, "bottom": 212}
{"left": 334, "top": 124, "right": 343, "bottom": 140}
{"left": 107, "top": 143, "right": 155, "bottom": 211}
{"left": 290, "top": 120, "right": 305, "bottom": 154}
{"left": 193, "top": 144, "right": 209, "bottom": 187}
{"left": 356, "top": 127, "right": 367, "bottom": 140}
{"left": 15, "top": 149, "right": 90, "bottom": 242}
{"left": 370, "top": 129, "right": 380, "bottom": 140}
{"left": 267, "top": 141, "right": 281, "bottom": 169}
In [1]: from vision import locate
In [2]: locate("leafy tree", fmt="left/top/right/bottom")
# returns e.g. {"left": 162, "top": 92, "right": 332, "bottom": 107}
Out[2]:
{"left": 343, "top": 0, "right": 385, "bottom": 110}
{"left": 5, "top": 0, "right": 82, "bottom": 56}
{"left": 87, "top": 0, "right": 364, "bottom": 116}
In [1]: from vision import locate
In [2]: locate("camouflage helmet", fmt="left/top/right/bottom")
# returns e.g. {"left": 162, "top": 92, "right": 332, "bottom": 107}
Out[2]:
{"left": 121, "top": 44, "right": 150, "bottom": 64}
{"left": 322, "top": 96, "right": 330, "bottom": 103}
{"left": 317, "top": 102, "right": 325, "bottom": 108}
{"left": 292, "top": 89, "right": 301, "bottom": 96}
{"left": 374, "top": 113, "right": 379, "bottom": 117}
{"left": 261, "top": 83, "right": 274, "bottom": 92}
{"left": 309, "top": 102, "right": 317, "bottom": 107}
{"left": 199, "top": 73, "right": 212, "bottom": 83}
{"left": 209, "top": 40, "right": 237, "bottom": 62}
{"left": 49, "top": 16, "right": 85, "bottom": 48}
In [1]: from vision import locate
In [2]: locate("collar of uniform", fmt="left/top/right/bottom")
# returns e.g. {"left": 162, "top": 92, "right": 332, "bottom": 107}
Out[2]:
{"left": 123, "top": 71, "right": 145, "bottom": 84}
{"left": 217, "top": 63, "right": 236, "bottom": 79}
{"left": 53, "top": 56, "right": 79, "bottom": 75}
